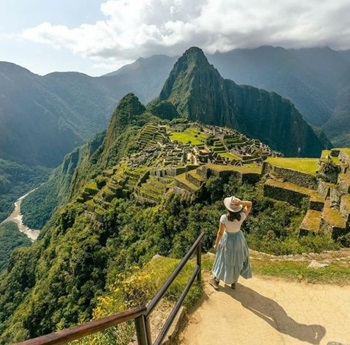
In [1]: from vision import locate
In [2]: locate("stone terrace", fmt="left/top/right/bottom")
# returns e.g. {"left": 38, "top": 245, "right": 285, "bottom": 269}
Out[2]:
{"left": 262, "top": 149, "right": 350, "bottom": 238}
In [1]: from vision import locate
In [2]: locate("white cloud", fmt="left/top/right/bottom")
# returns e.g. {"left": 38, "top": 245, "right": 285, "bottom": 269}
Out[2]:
{"left": 19, "top": 0, "right": 350, "bottom": 69}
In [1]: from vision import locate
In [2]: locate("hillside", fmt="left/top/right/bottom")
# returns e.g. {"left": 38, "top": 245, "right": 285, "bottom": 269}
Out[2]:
{"left": 0, "top": 158, "right": 50, "bottom": 223}
{"left": 0, "top": 91, "right": 348, "bottom": 344}
{"left": 0, "top": 57, "right": 175, "bottom": 167}
{"left": 208, "top": 46, "right": 350, "bottom": 147}
{"left": 0, "top": 63, "right": 86, "bottom": 167}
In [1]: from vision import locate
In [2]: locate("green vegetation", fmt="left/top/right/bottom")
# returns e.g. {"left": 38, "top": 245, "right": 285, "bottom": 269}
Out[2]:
{"left": 252, "top": 259, "right": 350, "bottom": 285}
{"left": 0, "top": 222, "right": 31, "bottom": 272}
{"left": 219, "top": 152, "right": 240, "bottom": 160}
{"left": 202, "top": 255, "right": 350, "bottom": 285}
{"left": 265, "top": 157, "right": 319, "bottom": 175}
{"left": 72, "top": 256, "right": 201, "bottom": 345}
{"left": 170, "top": 127, "right": 208, "bottom": 145}
{"left": 0, "top": 159, "right": 50, "bottom": 223}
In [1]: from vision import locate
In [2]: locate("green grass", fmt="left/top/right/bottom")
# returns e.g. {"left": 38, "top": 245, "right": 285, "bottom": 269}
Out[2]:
{"left": 266, "top": 157, "right": 319, "bottom": 175}
{"left": 170, "top": 132, "right": 203, "bottom": 145}
{"left": 251, "top": 259, "right": 350, "bottom": 285}
{"left": 321, "top": 150, "right": 341, "bottom": 165}
{"left": 265, "top": 178, "right": 323, "bottom": 201}
{"left": 202, "top": 254, "right": 350, "bottom": 286}
{"left": 170, "top": 127, "right": 209, "bottom": 145}
{"left": 206, "top": 163, "right": 262, "bottom": 174}
{"left": 219, "top": 152, "right": 240, "bottom": 160}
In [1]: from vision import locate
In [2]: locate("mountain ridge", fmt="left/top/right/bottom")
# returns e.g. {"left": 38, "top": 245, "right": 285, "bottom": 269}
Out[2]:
{"left": 155, "top": 47, "right": 329, "bottom": 157}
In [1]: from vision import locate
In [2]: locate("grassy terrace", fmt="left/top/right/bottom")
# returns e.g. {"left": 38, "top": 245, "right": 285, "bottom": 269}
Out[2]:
{"left": 265, "top": 179, "right": 323, "bottom": 201}
{"left": 219, "top": 152, "right": 240, "bottom": 160}
{"left": 206, "top": 163, "right": 262, "bottom": 174}
{"left": 266, "top": 157, "right": 319, "bottom": 175}
{"left": 321, "top": 150, "right": 341, "bottom": 165}
{"left": 323, "top": 200, "right": 345, "bottom": 228}
{"left": 338, "top": 148, "right": 350, "bottom": 155}
{"left": 202, "top": 254, "right": 350, "bottom": 285}
{"left": 301, "top": 210, "right": 322, "bottom": 232}
{"left": 175, "top": 173, "right": 201, "bottom": 192}
{"left": 170, "top": 127, "right": 208, "bottom": 145}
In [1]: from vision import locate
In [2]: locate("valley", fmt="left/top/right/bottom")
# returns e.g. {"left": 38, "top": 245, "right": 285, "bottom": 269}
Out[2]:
{"left": 2, "top": 190, "right": 40, "bottom": 241}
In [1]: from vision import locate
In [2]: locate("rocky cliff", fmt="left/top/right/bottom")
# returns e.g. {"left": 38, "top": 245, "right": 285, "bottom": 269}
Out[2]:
{"left": 156, "top": 47, "right": 331, "bottom": 157}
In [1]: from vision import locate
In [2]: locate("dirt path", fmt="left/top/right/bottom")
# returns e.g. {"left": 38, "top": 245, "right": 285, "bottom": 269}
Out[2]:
{"left": 179, "top": 273, "right": 350, "bottom": 345}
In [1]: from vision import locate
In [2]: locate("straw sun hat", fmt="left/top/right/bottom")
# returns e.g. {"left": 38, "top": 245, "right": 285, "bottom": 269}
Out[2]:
{"left": 224, "top": 196, "right": 243, "bottom": 213}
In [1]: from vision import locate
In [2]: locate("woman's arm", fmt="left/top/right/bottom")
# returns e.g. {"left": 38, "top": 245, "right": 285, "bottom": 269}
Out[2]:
{"left": 241, "top": 200, "right": 252, "bottom": 217}
{"left": 213, "top": 222, "right": 225, "bottom": 250}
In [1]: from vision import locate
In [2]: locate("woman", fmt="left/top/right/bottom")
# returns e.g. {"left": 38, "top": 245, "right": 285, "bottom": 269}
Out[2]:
{"left": 209, "top": 196, "right": 252, "bottom": 290}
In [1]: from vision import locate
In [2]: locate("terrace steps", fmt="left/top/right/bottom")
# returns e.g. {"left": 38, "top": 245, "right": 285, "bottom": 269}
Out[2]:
{"left": 185, "top": 169, "right": 206, "bottom": 188}
{"left": 134, "top": 174, "right": 173, "bottom": 205}
{"left": 263, "top": 178, "right": 323, "bottom": 207}
{"left": 300, "top": 209, "right": 322, "bottom": 235}
{"left": 321, "top": 199, "right": 347, "bottom": 235}
{"left": 174, "top": 172, "right": 201, "bottom": 193}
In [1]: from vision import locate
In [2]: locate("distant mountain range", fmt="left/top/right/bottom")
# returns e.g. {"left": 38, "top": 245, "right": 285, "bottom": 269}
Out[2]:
{"left": 110, "top": 46, "right": 350, "bottom": 147}
{"left": 2, "top": 45, "right": 344, "bottom": 168}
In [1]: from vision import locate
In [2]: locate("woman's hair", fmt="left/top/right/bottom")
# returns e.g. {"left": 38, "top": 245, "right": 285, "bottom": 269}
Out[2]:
{"left": 227, "top": 209, "right": 242, "bottom": 222}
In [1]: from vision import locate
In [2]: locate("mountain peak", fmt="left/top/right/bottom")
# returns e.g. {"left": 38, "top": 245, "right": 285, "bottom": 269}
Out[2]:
{"left": 175, "top": 46, "right": 210, "bottom": 70}
{"left": 155, "top": 48, "right": 328, "bottom": 157}
{"left": 105, "top": 93, "right": 145, "bottom": 145}
{"left": 158, "top": 46, "right": 223, "bottom": 121}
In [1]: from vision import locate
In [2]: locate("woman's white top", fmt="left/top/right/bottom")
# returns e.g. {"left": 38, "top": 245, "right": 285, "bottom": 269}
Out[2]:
{"left": 220, "top": 213, "right": 246, "bottom": 233}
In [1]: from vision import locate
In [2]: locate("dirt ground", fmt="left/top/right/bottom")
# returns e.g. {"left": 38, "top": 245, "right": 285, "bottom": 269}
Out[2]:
{"left": 179, "top": 272, "right": 350, "bottom": 345}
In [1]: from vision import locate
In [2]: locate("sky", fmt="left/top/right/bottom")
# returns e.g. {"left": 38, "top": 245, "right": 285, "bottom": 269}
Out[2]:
{"left": 1, "top": 0, "right": 350, "bottom": 77}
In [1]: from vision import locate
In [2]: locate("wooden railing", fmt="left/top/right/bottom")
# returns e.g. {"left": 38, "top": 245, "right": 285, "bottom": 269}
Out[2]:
{"left": 13, "top": 232, "right": 205, "bottom": 345}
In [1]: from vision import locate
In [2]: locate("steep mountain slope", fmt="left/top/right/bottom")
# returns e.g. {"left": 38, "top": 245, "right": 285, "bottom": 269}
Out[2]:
{"left": 0, "top": 58, "right": 175, "bottom": 167}
{"left": 0, "top": 158, "right": 50, "bottom": 222}
{"left": 208, "top": 47, "right": 350, "bottom": 146}
{"left": 156, "top": 47, "right": 330, "bottom": 157}
{"left": 40, "top": 72, "right": 116, "bottom": 139}
{"left": 2, "top": 46, "right": 350, "bottom": 168}
{"left": 0, "top": 63, "right": 84, "bottom": 166}
{"left": 208, "top": 46, "right": 335, "bottom": 126}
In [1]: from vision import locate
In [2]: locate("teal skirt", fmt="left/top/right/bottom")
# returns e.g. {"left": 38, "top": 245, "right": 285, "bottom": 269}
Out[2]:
{"left": 212, "top": 231, "right": 252, "bottom": 284}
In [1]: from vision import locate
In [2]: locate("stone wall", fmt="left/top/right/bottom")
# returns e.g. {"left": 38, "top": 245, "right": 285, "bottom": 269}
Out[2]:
{"left": 262, "top": 162, "right": 318, "bottom": 189}
{"left": 317, "top": 181, "right": 331, "bottom": 199}
{"left": 154, "top": 165, "right": 198, "bottom": 177}
{"left": 340, "top": 195, "right": 350, "bottom": 220}
{"left": 186, "top": 172, "right": 203, "bottom": 187}
{"left": 263, "top": 183, "right": 309, "bottom": 207}
{"left": 339, "top": 151, "right": 350, "bottom": 165}
{"left": 309, "top": 200, "right": 324, "bottom": 211}
{"left": 208, "top": 169, "right": 242, "bottom": 180}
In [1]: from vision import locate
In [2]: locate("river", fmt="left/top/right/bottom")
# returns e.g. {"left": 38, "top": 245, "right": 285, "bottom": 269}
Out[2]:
{"left": 2, "top": 190, "right": 40, "bottom": 241}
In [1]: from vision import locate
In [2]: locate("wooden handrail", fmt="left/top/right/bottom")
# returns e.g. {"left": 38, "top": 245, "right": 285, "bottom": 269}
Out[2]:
{"left": 12, "top": 232, "right": 205, "bottom": 345}
{"left": 12, "top": 306, "right": 147, "bottom": 345}
{"left": 147, "top": 232, "right": 204, "bottom": 315}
